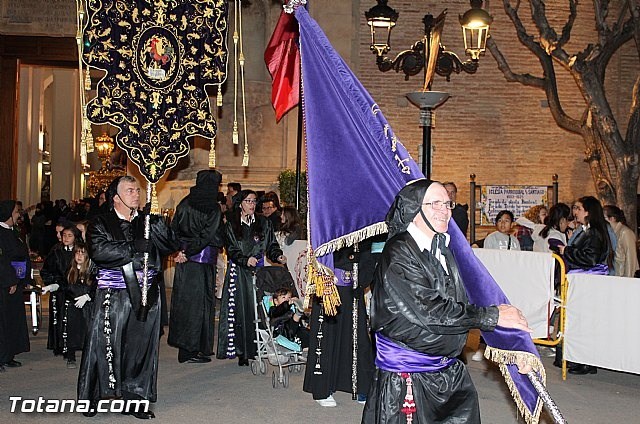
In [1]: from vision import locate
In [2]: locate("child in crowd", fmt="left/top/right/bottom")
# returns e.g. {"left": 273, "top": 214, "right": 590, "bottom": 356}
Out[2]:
{"left": 483, "top": 210, "right": 521, "bottom": 250}
{"left": 62, "top": 243, "right": 95, "bottom": 368}
{"left": 268, "top": 287, "right": 309, "bottom": 349}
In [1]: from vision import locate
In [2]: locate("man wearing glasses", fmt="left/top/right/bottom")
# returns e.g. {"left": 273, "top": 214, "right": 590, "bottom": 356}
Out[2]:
{"left": 362, "top": 179, "right": 531, "bottom": 424}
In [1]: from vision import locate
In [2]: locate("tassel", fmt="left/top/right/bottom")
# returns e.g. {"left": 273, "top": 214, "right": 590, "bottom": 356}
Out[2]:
{"left": 216, "top": 85, "right": 223, "bottom": 107}
{"left": 84, "top": 70, "right": 92, "bottom": 91}
{"left": 241, "top": 141, "right": 249, "bottom": 167}
{"left": 209, "top": 137, "right": 216, "bottom": 168}
{"left": 400, "top": 373, "right": 417, "bottom": 423}
{"left": 306, "top": 252, "right": 341, "bottom": 316}
{"left": 232, "top": 121, "right": 239, "bottom": 145}
{"left": 85, "top": 126, "right": 94, "bottom": 153}
{"left": 151, "top": 184, "right": 160, "bottom": 215}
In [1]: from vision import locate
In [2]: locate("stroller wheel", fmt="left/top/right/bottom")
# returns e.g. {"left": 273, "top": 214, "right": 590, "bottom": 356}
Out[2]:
{"left": 250, "top": 360, "right": 258, "bottom": 376}
{"left": 282, "top": 370, "right": 289, "bottom": 388}
{"left": 260, "top": 358, "right": 267, "bottom": 374}
{"left": 271, "top": 370, "right": 277, "bottom": 389}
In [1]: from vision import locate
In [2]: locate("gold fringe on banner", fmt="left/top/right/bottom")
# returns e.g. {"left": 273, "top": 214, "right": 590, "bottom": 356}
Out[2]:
{"left": 314, "top": 222, "right": 388, "bottom": 258}
{"left": 485, "top": 346, "right": 545, "bottom": 424}
{"left": 304, "top": 248, "right": 341, "bottom": 316}
{"left": 209, "top": 137, "right": 216, "bottom": 168}
{"left": 216, "top": 85, "right": 223, "bottom": 107}
{"left": 150, "top": 184, "right": 160, "bottom": 215}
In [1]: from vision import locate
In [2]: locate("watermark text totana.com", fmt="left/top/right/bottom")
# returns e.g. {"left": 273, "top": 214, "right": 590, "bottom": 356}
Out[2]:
{"left": 8, "top": 396, "right": 150, "bottom": 414}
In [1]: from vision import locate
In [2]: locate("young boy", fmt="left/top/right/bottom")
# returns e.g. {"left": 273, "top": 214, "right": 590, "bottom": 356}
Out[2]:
{"left": 268, "top": 287, "right": 309, "bottom": 349}
{"left": 483, "top": 210, "right": 521, "bottom": 251}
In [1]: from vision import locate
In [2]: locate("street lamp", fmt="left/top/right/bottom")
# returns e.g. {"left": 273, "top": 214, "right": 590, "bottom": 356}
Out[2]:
{"left": 365, "top": 0, "right": 493, "bottom": 179}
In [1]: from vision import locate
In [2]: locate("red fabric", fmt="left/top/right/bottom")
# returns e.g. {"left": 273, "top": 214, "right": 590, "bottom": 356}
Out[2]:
{"left": 264, "top": 10, "right": 300, "bottom": 122}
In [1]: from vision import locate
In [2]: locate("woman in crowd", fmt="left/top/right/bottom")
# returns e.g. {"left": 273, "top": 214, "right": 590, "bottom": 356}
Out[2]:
{"left": 518, "top": 203, "right": 571, "bottom": 253}
{"left": 554, "top": 196, "right": 613, "bottom": 375}
{"left": 275, "top": 206, "right": 305, "bottom": 247}
{"left": 604, "top": 205, "right": 639, "bottom": 277}
{"left": 217, "top": 190, "right": 286, "bottom": 366}
{"left": 516, "top": 205, "right": 548, "bottom": 251}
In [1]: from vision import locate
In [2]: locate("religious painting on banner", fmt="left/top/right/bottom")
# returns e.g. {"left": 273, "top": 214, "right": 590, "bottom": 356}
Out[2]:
{"left": 82, "top": 0, "right": 229, "bottom": 183}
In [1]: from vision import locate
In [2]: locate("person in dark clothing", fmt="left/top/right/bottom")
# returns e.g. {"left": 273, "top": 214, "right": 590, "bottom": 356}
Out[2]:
{"left": 443, "top": 181, "right": 469, "bottom": 238}
{"left": 0, "top": 200, "right": 31, "bottom": 372}
{"left": 217, "top": 190, "right": 285, "bottom": 366}
{"left": 41, "top": 224, "right": 82, "bottom": 357}
{"left": 62, "top": 243, "right": 96, "bottom": 369}
{"left": 169, "top": 170, "right": 223, "bottom": 364}
{"left": 303, "top": 234, "right": 382, "bottom": 407}
{"left": 362, "top": 180, "right": 532, "bottom": 424}
{"left": 77, "top": 176, "right": 180, "bottom": 419}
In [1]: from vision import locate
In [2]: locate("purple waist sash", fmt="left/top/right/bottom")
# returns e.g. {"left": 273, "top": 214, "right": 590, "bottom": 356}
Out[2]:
{"left": 11, "top": 261, "right": 27, "bottom": 279}
{"left": 97, "top": 268, "right": 158, "bottom": 289}
{"left": 375, "top": 333, "right": 456, "bottom": 373}
{"left": 189, "top": 246, "right": 217, "bottom": 265}
{"left": 334, "top": 268, "right": 353, "bottom": 287}
{"left": 568, "top": 263, "right": 609, "bottom": 275}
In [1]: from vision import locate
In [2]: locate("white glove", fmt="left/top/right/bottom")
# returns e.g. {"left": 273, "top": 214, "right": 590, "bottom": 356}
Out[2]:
{"left": 74, "top": 294, "right": 91, "bottom": 308}
{"left": 42, "top": 284, "right": 60, "bottom": 294}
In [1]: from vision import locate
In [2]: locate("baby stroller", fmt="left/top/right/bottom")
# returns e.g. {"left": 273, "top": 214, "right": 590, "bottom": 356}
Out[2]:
{"left": 250, "top": 266, "right": 306, "bottom": 388}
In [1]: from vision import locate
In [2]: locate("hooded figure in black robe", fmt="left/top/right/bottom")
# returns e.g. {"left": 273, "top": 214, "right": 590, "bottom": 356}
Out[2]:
{"left": 0, "top": 200, "right": 31, "bottom": 370}
{"left": 168, "top": 170, "right": 223, "bottom": 363}
{"left": 362, "top": 180, "right": 502, "bottom": 424}
{"left": 77, "top": 176, "right": 180, "bottom": 418}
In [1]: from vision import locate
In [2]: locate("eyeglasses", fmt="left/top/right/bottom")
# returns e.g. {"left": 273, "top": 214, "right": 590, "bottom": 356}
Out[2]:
{"left": 243, "top": 199, "right": 257, "bottom": 204}
{"left": 422, "top": 200, "right": 456, "bottom": 210}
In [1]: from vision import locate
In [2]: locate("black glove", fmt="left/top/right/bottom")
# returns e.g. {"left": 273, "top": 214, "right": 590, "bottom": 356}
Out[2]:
{"left": 134, "top": 238, "right": 150, "bottom": 254}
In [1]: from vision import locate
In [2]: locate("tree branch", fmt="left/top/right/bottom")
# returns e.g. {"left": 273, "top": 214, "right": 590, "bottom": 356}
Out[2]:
{"left": 594, "top": 0, "right": 612, "bottom": 45}
{"left": 529, "top": 0, "right": 571, "bottom": 63}
{"left": 626, "top": 75, "right": 640, "bottom": 152}
{"left": 486, "top": 38, "right": 545, "bottom": 87}
{"left": 595, "top": 16, "right": 636, "bottom": 76}
{"left": 558, "top": 0, "right": 578, "bottom": 48}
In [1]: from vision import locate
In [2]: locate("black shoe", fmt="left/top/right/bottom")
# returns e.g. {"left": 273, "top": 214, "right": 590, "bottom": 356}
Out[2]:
{"left": 568, "top": 364, "right": 597, "bottom": 375}
{"left": 238, "top": 358, "right": 249, "bottom": 366}
{"left": 0, "top": 364, "right": 5, "bottom": 373}
{"left": 4, "top": 360, "right": 21, "bottom": 368}
{"left": 122, "top": 409, "right": 155, "bottom": 419}
{"left": 185, "top": 355, "right": 211, "bottom": 363}
{"left": 82, "top": 401, "right": 98, "bottom": 417}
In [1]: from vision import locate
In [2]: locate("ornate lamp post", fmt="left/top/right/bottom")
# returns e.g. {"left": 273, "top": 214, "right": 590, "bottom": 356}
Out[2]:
{"left": 366, "top": 0, "right": 493, "bottom": 179}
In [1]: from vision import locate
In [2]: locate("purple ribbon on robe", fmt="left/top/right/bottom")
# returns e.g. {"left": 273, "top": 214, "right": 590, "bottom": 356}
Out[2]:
{"left": 11, "top": 261, "right": 27, "bottom": 279}
{"left": 375, "top": 333, "right": 455, "bottom": 373}
{"left": 189, "top": 246, "right": 217, "bottom": 265}
{"left": 567, "top": 263, "right": 609, "bottom": 275}
{"left": 97, "top": 268, "right": 158, "bottom": 289}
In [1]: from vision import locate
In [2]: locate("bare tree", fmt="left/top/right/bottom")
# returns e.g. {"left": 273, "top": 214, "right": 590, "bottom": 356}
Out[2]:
{"left": 488, "top": 0, "right": 640, "bottom": 231}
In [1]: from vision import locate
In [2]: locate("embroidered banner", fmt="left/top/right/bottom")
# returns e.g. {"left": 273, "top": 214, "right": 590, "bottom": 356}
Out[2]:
{"left": 83, "top": 0, "right": 229, "bottom": 182}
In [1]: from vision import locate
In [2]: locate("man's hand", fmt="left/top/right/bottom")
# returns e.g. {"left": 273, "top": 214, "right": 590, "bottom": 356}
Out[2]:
{"left": 9, "top": 285, "right": 17, "bottom": 295}
{"left": 516, "top": 360, "right": 533, "bottom": 375}
{"left": 497, "top": 304, "right": 532, "bottom": 333}
{"left": 173, "top": 251, "right": 188, "bottom": 264}
{"left": 247, "top": 257, "right": 258, "bottom": 267}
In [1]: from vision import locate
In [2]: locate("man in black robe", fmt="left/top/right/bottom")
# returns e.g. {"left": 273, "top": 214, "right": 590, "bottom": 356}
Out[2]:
{"left": 0, "top": 200, "right": 31, "bottom": 372}
{"left": 78, "top": 176, "right": 180, "bottom": 419}
{"left": 362, "top": 180, "right": 532, "bottom": 424}
{"left": 168, "top": 170, "right": 223, "bottom": 363}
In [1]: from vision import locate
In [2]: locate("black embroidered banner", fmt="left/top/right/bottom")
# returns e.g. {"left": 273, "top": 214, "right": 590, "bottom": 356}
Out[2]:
{"left": 83, "top": 0, "right": 229, "bottom": 182}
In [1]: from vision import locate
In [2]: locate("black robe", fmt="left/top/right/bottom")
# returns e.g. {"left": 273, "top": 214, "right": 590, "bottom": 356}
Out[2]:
{"left": 78, "top": 211, "right": 179, "bottom": 402}
{"left": 41, "top": 244, "right": 73, "bottom": 355}
{"left": 0, "top": 226, "right": 31, "bottom": 363}
{"left": 303, "top": 237, "right": 379, "bottom": 400}
{"left": 216, "top": 216, "right": 282, "bottom": 361}
{"left": 64, "top": 273, "right": 96, "bottom": 354}
{"left": 168, "top": 197, "right": 222, "bottom": 356}
{"left": 362, "top": 232, "right": 499, "bottom": 424}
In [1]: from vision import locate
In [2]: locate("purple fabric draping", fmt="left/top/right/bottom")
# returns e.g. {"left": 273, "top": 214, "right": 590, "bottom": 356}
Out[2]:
{"left": 97, "top": 268, "right": 158, "bottom": 289}
{"left": 567, "top": 264, "right": 609, "bottom": 275}
{"left": 296, "top": 7, "right": 421, "bottom": 258}
{"left": 295, "top": 5, "right": 542, "bottom": 422}
{"left": 375, "top": 333, "right": 456, "bottom": 373}
{"left": 189, "top": 246, "right": 217, "bottom": 265}
{"left": 10, "top": 261, "right": 27, "bottom": 279}
{"left": 449, "top": 222, "right": 543, "bottom": 417}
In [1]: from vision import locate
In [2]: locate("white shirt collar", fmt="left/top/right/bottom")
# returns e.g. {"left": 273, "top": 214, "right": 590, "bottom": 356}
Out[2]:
{"left": 115, "top": 207, "right": 138, "bottom": 221}
{"left": 241, "top": 214, "right": 255, "bottom": 226}
{"left": 0, "top": 222, "right": 11, "bottom": 229}
{"left": 407, "top": 222, "right": 450, "bottom": 252}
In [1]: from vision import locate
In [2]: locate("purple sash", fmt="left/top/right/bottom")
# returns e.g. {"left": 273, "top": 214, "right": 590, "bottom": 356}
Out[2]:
{"left": 568, "top": 263, "right": 609, "bottom": 275}
{"left": 97, "top": 268, "right": 158, "bottom": 289}
{"left": 375, "top": 333, "right": 456, "bottom": 373}
{"left": 10, "top": 261, "right": 27, "bottom": 279}
{"left": 189, "top": 246, "right": 217, "bottom": 265}
{"left": 334, "top": 268, "right": 353, "bottom": 287}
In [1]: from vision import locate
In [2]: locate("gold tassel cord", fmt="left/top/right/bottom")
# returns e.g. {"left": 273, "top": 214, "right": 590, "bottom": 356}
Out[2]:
{"left": 232, "top": 0, "right": 239, "bottom": 145}
{"left": 305, "top": 250, "right": 341, "bottom": 316}
{"left": 238, "top": 0, "right": 249, "bottom": 167}
{"left": 209, "top": 137, "right": 216, "bottom": 168}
